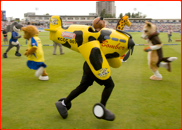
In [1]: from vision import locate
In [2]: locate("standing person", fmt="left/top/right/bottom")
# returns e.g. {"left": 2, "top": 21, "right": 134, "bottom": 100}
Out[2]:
{"left": 168, "top": 28, "right": 173, "bottom": 42}
{"left": 2, "top": 28, "right": 8, "bottom": 44}
{"left": 52, "top": 41, "right": 64, "bottom": 55}
{"left": 3, "top": 22, "right": 23, "bottom": 58}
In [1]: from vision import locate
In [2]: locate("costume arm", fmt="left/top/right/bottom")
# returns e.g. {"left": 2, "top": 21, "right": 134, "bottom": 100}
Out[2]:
{"left": 144, "top": 37, "right": 163, "bottom": 52}
{"left": 12, "top": 32, "right": 21, "bottom": 39}
{"left": 24, "top": 47, "right": 37, "bottom": 56}
{"left": 150, "top": 44, "right": 163, "bottom": 50}
{"left": 144, "top": 44, "right": 163, "bottom": 52}
{"left": 24, "top": 37, "right": 38, "bottom": 56}
{"left": 78, "top": 40, "right": 110, "bottom": 80}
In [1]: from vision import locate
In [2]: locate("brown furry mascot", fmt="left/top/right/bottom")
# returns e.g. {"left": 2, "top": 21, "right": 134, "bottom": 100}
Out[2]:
{"left": 141, "top": 21, "right": 177, "bottom": 80}
{"left": 92, "top": 17, "right": 106, "bottom": 32}
{"left": 22, "top": 25, "right": 49, "bottom": 80}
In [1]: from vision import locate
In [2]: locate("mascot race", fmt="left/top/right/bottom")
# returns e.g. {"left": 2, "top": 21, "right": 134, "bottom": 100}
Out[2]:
{"left": 2, "top": 15, "right": 177, "bottom": 121}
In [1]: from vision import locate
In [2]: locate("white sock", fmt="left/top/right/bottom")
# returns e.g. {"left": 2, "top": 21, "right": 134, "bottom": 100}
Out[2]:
{"left": 159, "top": 62, "right": 168, "bottom": 69}
{"left": 154, "top": 70, "right": 162, "bottom": 78}
{"left": 168, "top": 57, "right": 178, "bottom": 62}
{"left": 61, "top": 100, "right": 66, "bottom": 106}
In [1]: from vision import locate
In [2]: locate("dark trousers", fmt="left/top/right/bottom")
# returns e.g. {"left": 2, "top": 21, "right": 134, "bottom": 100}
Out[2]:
{"left": 5, "top": 41, "right": 20, "bottom": 53}
{"left": 168, "top": 34, "right": 172, "bottom": 42}
{"left": 64, "top": 62, "right": 115, "bottom": 107}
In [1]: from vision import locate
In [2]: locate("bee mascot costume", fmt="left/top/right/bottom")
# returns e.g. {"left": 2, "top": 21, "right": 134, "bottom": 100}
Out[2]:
{"left": 21, "top": 25, "right": 49, "bottom": 81}
{"left": 45, "top": 15, "right": 135, "bottom": 121}
{"left": 141, "top": 21, "right": 177, "bottom": 80}
{"left": 3, "top": 22, "right": 23, "bottom": 58}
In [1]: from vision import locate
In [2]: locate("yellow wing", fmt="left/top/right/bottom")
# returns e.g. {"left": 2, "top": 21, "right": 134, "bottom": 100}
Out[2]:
{"left": 78, "top": 40, "right": 111, "bottom": 80}
{"left": 107, "top": 57, "right": 122, "bottom": 68}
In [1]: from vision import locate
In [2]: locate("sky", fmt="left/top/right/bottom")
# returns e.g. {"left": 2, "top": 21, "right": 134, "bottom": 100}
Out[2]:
{"left": 1, "top": 1, "right": 181, "bottom": 20}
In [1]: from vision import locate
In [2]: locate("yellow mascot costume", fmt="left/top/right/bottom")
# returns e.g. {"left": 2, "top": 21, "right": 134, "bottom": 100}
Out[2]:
{"left": 45, "top": 15, "right": 135, "bottom": 121}
{"left": 22, "top": 25, "right": 49, "bottom": 81}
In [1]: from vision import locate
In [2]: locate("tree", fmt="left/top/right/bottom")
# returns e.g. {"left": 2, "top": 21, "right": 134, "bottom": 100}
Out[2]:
{"left": 142, "top": 14, "right": 147, "bottom": 18}
{"left": 100, "top": 9, "right": 116, "bottom": 18}
{"left": 100, "top": 9, "right": 105, "bottom": 18}
{"left": 112, "top": 13, "right": 116, "bottom": 18}
{"left": 131, "top": 13, "right": 135, "bottom": 18}
{"left": 119, "top": 13, "right": 123, "bottom": 18}
{"left": 125, "top": 11, "right": 147, "bottom": 18}
{"left": 45, "top": 13, "right": 49, "bottom": 15}
{"left": 125, "top": 12, "right": 131, "bottom": 18}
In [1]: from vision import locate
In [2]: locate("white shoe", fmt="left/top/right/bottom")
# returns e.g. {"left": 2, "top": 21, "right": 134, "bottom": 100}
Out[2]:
{"left": 150, "top": 75, "right": 162, "bottom": 81}
{"left": 35, "top": 67, "right": 44, "bottom": 77}
{"left": 39, "top": 75, "right": 49, "bottom": 81}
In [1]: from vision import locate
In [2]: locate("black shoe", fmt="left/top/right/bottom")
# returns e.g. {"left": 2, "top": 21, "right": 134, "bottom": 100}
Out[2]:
{"left": 3, "top": 53, "right": 7, "bottom": 58}
{"left": 15, "top": 51, "right": 21, "bottom": 57}
{"left": 60, "top": 53, "right": 64, "bottom": 55}
{"left": 93, "top": 103, "right": 115, "bottom": 121}
{"left": 58, "top": 98, "right": 72, "bottom": 110}
{"left": 55, "top": 101, "right": 68, "bottom": 119}
{"left": 104, "top": 109, "right": 115, "bottom": 121}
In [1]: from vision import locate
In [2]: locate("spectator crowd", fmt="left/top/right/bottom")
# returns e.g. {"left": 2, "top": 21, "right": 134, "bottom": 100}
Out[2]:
{"left": 1, "top": 20, "right": 181, "bottom": 33}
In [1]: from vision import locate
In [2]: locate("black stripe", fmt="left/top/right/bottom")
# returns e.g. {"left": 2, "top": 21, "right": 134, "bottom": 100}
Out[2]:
{"left": 105, "top": 52, "right": 120, "bottom": 59}
{"left": 89, "top": 47, "right": 103, "bottom": 70}
{"left": 98, "top": 30, "right": 112, "bottom": 43}
{"left": 74, "top": 31, "right": 83, "bottom": 47}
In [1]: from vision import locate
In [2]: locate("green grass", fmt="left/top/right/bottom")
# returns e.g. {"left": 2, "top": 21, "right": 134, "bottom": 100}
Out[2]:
{"left": 1, "top": 31, "right": 181, "bottom": 129}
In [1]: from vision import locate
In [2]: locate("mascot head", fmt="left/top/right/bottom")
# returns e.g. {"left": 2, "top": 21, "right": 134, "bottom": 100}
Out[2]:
{"left": 6, "top": 22, "right": 23, "bottom": 33}
{"left": 92, "top": 17, "right": 106, "bottom": 31}
{"left": 21, "top": 25, "right": 39, "bottom": 40}
{"left": 141, "top": 21, "right": 157, "bottom": 39}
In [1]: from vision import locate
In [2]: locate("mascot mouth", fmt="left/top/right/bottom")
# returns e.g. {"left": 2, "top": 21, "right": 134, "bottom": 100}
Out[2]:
{"left": 13, "top": 24, "right": 23, "bottom": 33}
{"left": 141, "top": 33, "right": 148, "bottom": 39}
{"left": 13, "top": 26, "right": 20, "bottom": 32}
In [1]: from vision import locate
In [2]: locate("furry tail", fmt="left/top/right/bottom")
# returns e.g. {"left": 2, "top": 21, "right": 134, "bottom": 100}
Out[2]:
{"left": 159, "top": 57, "right": 177, "bottom": 72}
{"left": 161, "top": 57, "right": 178, "bottom": 62}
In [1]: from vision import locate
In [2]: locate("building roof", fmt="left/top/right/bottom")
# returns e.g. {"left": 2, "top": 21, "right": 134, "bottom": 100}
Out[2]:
{"left": 27, "top": 15, "right": 98, "bottom": 17}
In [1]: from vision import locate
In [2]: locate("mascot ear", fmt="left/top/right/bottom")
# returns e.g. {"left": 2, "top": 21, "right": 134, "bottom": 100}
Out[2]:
{"left": 145, "top": 21, "right": 151, "bottom": 27}
{"left": 6, "top": 22, "right": 23, "bottom": 32}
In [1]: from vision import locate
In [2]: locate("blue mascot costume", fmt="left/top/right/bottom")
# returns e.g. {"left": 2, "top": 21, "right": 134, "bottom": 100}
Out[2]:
{"left": 3, "top": 22, "right": 23, "bottom": 58}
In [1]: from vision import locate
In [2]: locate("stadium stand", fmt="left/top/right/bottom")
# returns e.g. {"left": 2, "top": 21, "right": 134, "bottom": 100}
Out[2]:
{"left": 1, "top": 19, "right": 181, "bottom": 33}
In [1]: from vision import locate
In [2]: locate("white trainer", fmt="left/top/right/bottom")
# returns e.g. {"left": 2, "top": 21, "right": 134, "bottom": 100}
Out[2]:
{"left": 39, "top": 75, "right": 49, "bottom": 81}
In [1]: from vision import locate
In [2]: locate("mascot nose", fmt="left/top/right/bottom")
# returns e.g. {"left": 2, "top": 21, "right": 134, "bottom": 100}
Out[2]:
{"left": 15, "top": 24, "right": 24, "bottom": 30}
{"left": 123, "top": 38, "right": 135, "bottom": 61}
